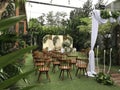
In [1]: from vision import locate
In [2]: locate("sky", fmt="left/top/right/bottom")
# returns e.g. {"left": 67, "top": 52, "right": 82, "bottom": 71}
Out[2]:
{"left": 25, "top": 0, "right": 116, "bottom": 22}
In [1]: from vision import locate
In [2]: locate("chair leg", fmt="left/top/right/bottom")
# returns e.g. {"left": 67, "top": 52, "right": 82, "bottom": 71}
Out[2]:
{"left": 62, "top": 70, "right": 64, "bottom": 80}
{"left": 72, "top": 64, "right": 75, "bottom": 70}
{"left": 38, "top": 71, "right": 41, "bottom": 81}
{"left": 83, "top": 69, "right": 84, "bottom": 75}
{"left": 85, "top": 69, "right": 88, "bottom": 77}
{"left": 67, "top": 70, "right": 69, "bottom": 77}
{"left": 79, "top": 69, "right": 82, "bottom": 78}
{"left": 75, "top": 68, "right": 79, "bottom": 76}
{"left": 35, "top": 68, "right": 38, "bottom": 75}
{"left": 46, "top": 71, "right": 50, "bottom": 82}
{"left": 52, "top": 65, "right": 55, "bottom": 73}
{"left": 59, "top": 70, "right": 62, "bottom": 78}
{"left": 68, "top": 70, "right": 72, "bottom": 80}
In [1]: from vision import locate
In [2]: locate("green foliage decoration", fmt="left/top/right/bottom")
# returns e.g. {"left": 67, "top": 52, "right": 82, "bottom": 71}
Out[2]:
{"left": 53, "top": 35, "right": 59, "bottom": 45}
{"left": 94, "top": 72, "right": 114, "bottom": 85}
{"left": 62, "top": 41, "right": 71, "bottom": 48}
{"left": 101, "top": 10, "right": 120, "bottom": 19}
{"left": 43, "top": 35, "right": 51, "bottom": 43}
{"left": 111, "top": 11, "right": 120, "bottom": 19}
{"left": 66, "top": 35, "right": 73, "bottom": 45}
{"left": 101, "top": 10, "right": 111, "bottom": 19}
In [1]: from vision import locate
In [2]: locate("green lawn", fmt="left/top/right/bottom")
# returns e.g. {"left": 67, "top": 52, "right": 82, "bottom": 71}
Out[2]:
{"left": 18, "top": 53, "right": 120, "bottom": 90}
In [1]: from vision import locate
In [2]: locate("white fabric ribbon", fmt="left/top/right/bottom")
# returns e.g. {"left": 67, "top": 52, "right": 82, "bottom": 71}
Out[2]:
{"left": 88, "top": 10, "right": 108, "bottom": 77}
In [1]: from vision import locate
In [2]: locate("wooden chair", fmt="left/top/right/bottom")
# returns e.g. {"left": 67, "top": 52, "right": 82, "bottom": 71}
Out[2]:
{"left": 75, "top": 58, "right": 88, "bottom": 78}
{"left": 52, "top": 55, "right": 60, "bottom": 73}
{"left": 59, "top": 53, "right": 72, "bottom": 80}
{"left": 37, "top": 55, "right": 51, "bottom": 82}
{"left": 34, "top": 58, "right": 45, "bottom": 68}
{"left": 67, "top": 54, "right": 78, "bottom": 69}
{"left": 32, "top": 51, "right": 44, "bottom": 68}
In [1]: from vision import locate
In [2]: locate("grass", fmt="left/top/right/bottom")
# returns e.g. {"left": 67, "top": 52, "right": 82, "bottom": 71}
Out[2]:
{"left": 17, "top": 53, "right": 120, "bottom": 90}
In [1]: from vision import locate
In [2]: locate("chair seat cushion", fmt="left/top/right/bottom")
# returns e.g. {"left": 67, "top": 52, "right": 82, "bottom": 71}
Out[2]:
{"left": 76, "top": 64, "right": 87, "bottom": 68}
{"left": 35, "top": 63, "right": 44, "bottom": 66}
{"left": 70, "top": 60, "right": 76, "bottom": 64}
{"left": 53, "top": 61, "right": 60, "bottom": 65}
{"left": 59, "top": 66, "right": 71, "bottom": 70}
{"left": 39, "top": 67, "right": 49, "bottom": 72}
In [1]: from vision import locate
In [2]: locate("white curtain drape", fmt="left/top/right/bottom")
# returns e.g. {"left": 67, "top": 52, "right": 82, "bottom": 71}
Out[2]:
{"left": 88, "top": 10, "right": 108, "bottom": 77}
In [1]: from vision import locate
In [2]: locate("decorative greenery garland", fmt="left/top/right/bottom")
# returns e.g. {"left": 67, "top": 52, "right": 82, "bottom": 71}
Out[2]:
{"left": 100, "top": 10, "right": 120, "bottom": 19}
{"left": 62, "top": 35, "right": 73, "bottom": 48}
{"left": 53, "top": 35, "right": 59, "bottom": 45}
{"left": 66, "top": 35, "right": 73, "bottom": 45}
{"left": 43, "top": 35, "right": 50, "bottom": 43}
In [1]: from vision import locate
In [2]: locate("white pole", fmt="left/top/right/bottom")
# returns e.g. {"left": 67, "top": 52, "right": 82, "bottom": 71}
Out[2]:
{"left": 103, "top": 50, "right": 106, "bottom": 73}
{"left": 107, "top": 48, "right": 112, "bottom": 74}
{"left": 96, "top": 45, "right": 99, "bottom": 72}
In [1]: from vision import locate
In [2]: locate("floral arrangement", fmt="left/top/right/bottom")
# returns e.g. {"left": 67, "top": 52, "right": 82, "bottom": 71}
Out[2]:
{"left": 100, "top": 10, "right": 120, "bottom": 19}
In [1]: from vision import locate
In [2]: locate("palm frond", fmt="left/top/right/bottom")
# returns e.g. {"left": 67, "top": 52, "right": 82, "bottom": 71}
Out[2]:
{"left": 0, "top": 46, "right": 36, "bottom": 69}
{"left": 0, "top": 15, "right": 26, "bottom": 31}
{"left": 0, "top": 69, "right": 35, "bottom": 89}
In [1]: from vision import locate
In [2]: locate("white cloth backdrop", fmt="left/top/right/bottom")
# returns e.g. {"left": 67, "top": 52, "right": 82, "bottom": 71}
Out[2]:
{"left": 87, "top": 10, "right": 108, "bottom": 77}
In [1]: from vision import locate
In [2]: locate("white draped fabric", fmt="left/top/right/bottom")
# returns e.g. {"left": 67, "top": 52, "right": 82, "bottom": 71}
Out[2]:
{"left": 88, "top": 10, "right": 108, "bottom": 77}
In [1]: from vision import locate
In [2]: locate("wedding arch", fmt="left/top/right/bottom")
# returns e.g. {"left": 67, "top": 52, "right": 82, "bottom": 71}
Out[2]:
{"left": 88, "top": 9, "right": 120, "bottom": 77}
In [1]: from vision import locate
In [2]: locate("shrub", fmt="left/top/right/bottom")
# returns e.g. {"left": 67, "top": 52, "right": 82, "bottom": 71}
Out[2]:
{"left": 94, "top": 72, "right": 114, "bottom": 85}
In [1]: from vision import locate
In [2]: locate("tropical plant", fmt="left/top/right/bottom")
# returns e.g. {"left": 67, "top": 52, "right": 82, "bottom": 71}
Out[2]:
{"left": 0, "top": 46, "right": 36, "bottom": 90}
{"left": 0, "top": 15, "right": 36, "bottom": 89}
{"left": 0, "top": 15, "right": 26, "bottom": 55}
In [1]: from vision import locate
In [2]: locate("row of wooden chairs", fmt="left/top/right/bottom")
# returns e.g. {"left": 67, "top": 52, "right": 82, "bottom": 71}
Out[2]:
{"left": 32, "top": 49, "right": 89, "bottom": 81}
{"left": 32, "top": 50, "right": 51, "bottom": 81}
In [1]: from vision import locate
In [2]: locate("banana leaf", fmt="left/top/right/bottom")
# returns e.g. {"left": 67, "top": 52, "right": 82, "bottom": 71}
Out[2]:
{"left": 0, "top": 69, "right": 35, "bottom": 89}
{"left": 0, "top": 46, "right": 36, "bottom": 69}
{"left": 0, "top": 15, "right": 26, "bottom": 31}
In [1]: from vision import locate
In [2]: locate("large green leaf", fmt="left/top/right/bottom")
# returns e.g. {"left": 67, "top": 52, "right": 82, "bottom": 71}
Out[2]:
{"left": 0, "top": 69, "right": 35, "bottom": 89}
{"left": 0, "top": 15, "right": 26, "bottom": 31}
{"left": 0, "top": 46, "right": 36, "bottom": 69}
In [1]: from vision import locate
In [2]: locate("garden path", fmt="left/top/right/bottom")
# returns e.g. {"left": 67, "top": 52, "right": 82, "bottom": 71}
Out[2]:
{"left": 111, "top": 73, "right": 120, "bottom": 86}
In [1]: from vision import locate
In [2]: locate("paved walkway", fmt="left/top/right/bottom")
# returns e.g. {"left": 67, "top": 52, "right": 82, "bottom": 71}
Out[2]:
{"left": 111, "top": 73, "right": 120, "bottom": 86}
